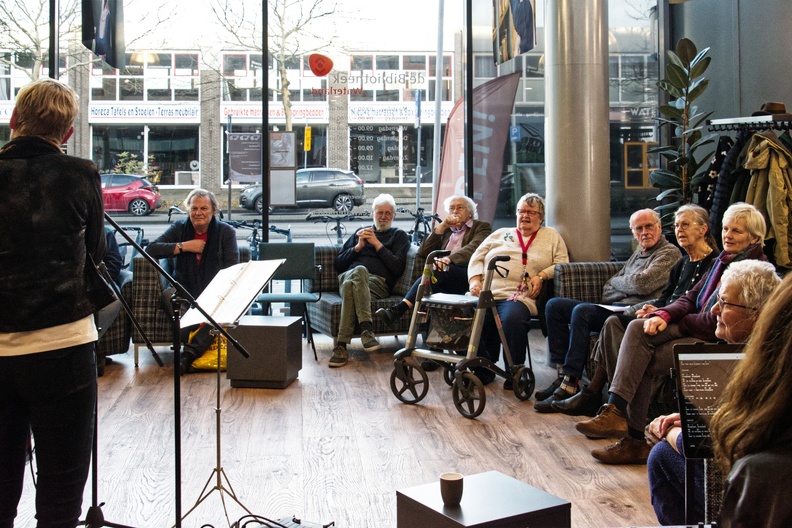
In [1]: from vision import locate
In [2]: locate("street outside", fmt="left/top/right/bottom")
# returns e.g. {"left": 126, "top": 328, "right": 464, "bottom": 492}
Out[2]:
{"left": 108, "top": 207, "right": 420, "bottom": 250}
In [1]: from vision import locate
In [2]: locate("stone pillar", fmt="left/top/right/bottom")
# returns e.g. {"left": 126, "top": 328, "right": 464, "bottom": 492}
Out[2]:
{"left": 200, "top": 69, "right": 222, "bottom": 196}
{"left": 545, "top": 0, "right": 610, "bottom": 262}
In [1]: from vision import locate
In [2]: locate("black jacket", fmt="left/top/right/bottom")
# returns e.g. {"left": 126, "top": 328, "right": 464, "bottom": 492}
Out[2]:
{"left": 334, "top": 226, "right": 410, "bottom": 292}
{"left": 0, "top": 136, "right": 106, "bottom": 333}
{"left": 146, "top": 217, "right": 239, "bottom": 297}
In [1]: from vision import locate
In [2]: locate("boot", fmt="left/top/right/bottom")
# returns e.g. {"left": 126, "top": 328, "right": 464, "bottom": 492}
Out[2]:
{"left": 551, "top": 387, "right": 602, "bottom": 417}
{"left": 376, "top": 302, "right": 408, "bottom": 326}
{"left": 179, "top": 346, "right": 199, "bottom": 376}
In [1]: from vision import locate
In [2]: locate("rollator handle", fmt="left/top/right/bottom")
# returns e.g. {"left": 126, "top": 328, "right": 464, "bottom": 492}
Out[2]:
{"left": 487, "top": 255, "right": 511, "bottom": 269}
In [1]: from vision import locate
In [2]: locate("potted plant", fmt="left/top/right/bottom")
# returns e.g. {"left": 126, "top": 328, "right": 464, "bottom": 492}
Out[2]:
{"left": 650, "top": 37, "right": 718, "bottom": 226}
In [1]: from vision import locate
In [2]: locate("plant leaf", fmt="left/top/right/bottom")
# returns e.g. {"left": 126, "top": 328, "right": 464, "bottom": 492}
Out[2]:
{"left": 676, "top": 38, "right": 697, "bottom": 64}
{"left": 690, "top": 47, "right": 711, "bottom": 67}
{"left": 688, "top": 79, "right": 710, "bottom": 103}
{"left": 651, "top": 169, "right": 682, "bottom": 188}
{"left": 667, "top": 63, "right": 690, "bottom": 89}
{"left": 666, "top": 50, "right": 685, "bottom": 71}
{"left": 657, "top": 188, "right": 680, "bottom": 201}
{"left": 659, "top": 104, "right": 684, "bottom": 119}
{"left": 657, "top": 80, "right": 683, "bottom": 99}
{"left": 690, "top": 56, "right": 711, "bottom": 79}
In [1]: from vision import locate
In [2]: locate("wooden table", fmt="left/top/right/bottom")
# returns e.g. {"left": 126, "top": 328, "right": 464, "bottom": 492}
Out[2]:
{"left": 397, "top": 470, "right": 571, "bottom": 528}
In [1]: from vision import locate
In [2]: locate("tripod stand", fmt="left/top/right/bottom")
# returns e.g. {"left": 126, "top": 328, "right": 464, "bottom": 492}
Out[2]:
{"left": 80, "top": 258, "right": 161, "bottom": 528}
{"left": 178, "top": 327, "right": 252, "bottom": 526}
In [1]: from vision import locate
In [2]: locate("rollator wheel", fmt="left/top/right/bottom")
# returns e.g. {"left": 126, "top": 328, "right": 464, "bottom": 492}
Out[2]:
{"left": 452, "top": 371, "right": 486, "bottom": 419}
{"left": 512, "top": 366, "right": 535, "bottom": 401}
{"left": 390, "top": 358, "right": 429, "bottom": 404}
{"left": 442, "top": 364, "right": 456, "bottom": 386}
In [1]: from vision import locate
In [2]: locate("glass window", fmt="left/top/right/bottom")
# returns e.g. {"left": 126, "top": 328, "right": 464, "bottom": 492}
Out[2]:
{"left": 224, "top": 55, "right": 247, "bottom": 76}
{"left": 175, "top": 53, "right": 199, "bottom": 75}
{"left": 376, "top": 89, "right": 399, "bottom": 101}
{"left": 402, "top": 55, "right": 426, "bottom": 70}
{"left": 120, "top": 77, "right": 144, "bottom": 100}
{"left": 429, "top": 55, "right": 451, "bottom": 77}
{"left": 351, "top": 55, "right": 373, "bottom": 71}
{"left": 350, "top": 89, "right": 373, "bottom": 102}
{"left": 474, "top": 55, "right": 496, "bottom": 78}
{"left": 148, "top": 126, "right": 200, "bottom": 186}
{"left": 524, "top": 55, "right": 544, "bottom": 78}
{"left": 375, "top": 55, "right": 399, "bottom": 70}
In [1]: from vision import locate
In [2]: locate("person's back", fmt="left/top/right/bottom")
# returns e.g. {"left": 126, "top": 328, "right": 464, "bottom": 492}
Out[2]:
{"left": 0, "top": 78, "right": 107, "bottom": 528}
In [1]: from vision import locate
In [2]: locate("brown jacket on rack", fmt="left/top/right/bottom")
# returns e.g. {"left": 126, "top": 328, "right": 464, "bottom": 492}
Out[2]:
{"left": 744, "top": 130, "right": 792, "bottom": 269}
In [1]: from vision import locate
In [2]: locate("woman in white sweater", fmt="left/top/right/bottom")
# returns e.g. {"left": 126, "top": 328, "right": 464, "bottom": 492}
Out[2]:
{"left": 468, "top": 193, "right": 569, "bottom": 386}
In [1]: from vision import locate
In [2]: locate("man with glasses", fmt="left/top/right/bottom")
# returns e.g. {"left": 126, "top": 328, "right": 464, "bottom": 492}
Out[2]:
{"left": 330, "top": 193, "right": 410, "bottom": 368}
{"left": 535, "top": 209, "right": 681, "bottom": 412}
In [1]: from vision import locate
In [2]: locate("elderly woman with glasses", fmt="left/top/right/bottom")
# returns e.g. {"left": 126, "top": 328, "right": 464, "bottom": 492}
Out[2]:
{"left": 645, "top": 260, "right": 781, "bottom": 526}
{"left": 576, "top": 202, "right": 768, "bottom": 465}
{"left": 466, "top": 193, "right": 569, "bottom": 388}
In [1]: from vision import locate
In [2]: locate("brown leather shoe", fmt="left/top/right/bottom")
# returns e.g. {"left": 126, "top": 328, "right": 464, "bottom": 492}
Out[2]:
{"left": 591, "top": 436, "right": 651, "bottom": 465}
{"left": 575, "top": 403, "right": 628, "bottom": 439}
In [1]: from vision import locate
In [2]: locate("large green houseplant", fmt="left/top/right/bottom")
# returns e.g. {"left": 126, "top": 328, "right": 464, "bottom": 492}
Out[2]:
{"left": 650, "top": 38, "right": 718, "bottom": 224}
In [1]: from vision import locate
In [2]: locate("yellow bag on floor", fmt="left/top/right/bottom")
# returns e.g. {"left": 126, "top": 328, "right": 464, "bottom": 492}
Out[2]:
{"left": 188, "top": 327, "right": 227, "bottom": 371}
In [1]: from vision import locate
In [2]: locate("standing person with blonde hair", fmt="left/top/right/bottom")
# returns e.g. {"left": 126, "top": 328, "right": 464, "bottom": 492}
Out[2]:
{"left": 710, "top": 273, "right": 792, "bottom": 527}
{"left": 0, "top": 78, "right": 107, "bottom": 527}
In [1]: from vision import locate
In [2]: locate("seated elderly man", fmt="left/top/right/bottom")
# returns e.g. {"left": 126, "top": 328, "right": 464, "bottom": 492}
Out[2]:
{"left": 535, "top": 208, "right": 681, "bottom": 412}
{"left": 330, "top": 193, "right": 410, "bottom": 368}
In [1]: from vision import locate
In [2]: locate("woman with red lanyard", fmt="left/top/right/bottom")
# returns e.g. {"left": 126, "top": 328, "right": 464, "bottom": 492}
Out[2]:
{"left": 468, "top": 193, "right": 570, "bottom": 388}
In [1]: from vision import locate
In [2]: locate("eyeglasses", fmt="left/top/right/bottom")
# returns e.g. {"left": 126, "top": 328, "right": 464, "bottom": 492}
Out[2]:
{"left": 716, "top": 293, "right": 757, "bottom": 312}
{"left": 630, "top": 223, "right": 658, "bottom": 233}
{"left": 516, "top": 209, "right": 541, "bottom": 217}
{"left": 673, "top": 221, "right": 700, "bottom": 231}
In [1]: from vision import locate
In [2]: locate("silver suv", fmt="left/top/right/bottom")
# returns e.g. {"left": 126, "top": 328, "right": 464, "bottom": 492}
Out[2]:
{"left": 239, "top": 168, "right": 366, "bottom": 213}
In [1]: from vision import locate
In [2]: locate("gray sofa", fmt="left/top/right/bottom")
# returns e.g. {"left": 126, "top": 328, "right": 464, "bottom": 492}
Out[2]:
{"left": 305, "top": 244, "right": 425, "bottom": 339}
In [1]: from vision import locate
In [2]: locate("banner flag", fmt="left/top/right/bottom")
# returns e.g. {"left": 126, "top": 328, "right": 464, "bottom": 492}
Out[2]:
{"left": 493, "top": 0, "right": 536, "bottom": 64}
{"left": 82, "top": 0, "right": 126, "bottom": 69}
{"left": 434, "top": 72, "right": 521, "bottom": 224}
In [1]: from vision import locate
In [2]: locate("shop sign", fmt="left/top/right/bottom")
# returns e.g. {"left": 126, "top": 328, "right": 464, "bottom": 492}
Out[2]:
{"left": 89, "top": 103, "right": 200, "bottom": 123}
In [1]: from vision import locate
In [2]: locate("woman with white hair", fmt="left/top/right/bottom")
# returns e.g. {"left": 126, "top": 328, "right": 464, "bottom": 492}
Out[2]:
{"left": 645, "top": 259, "right": 781, "bottom": 525}
{"left": 376, "top": 195, "right": 491, "bottom": 328}
{"left": 577, "top": 202, "right": 769, "bottom": 464}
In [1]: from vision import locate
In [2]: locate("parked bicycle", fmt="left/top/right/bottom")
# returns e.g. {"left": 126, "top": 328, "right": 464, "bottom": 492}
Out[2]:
{"left": 397, "top": 207, "right": 441, "bottom": 245}
{"left": 306, "top": 211, "right": 371, "bottom": 245}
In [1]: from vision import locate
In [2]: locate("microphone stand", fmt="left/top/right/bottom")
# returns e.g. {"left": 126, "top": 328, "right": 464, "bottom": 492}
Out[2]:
{"left": 80, "top": 237, "right": 162, "bottom": 528}
{"left": 103, "top": 213, "right": 251, "bottom": 528}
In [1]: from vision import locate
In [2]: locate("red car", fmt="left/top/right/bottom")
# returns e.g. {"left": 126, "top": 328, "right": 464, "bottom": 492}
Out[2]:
{"left": 101, "top": 174, "right": 162, "bottom": 216}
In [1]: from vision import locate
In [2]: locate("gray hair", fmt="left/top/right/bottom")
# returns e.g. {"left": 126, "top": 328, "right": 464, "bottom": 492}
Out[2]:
{"left": 184, "top": 188, "right": 219, "bottom": 215}
{"left": 443, "top": 194, "right": 478, "bottom": 220}
{"left": 516, "top": 193, "right": 545, "bottom": 218}
{"left": 721, "top": 260, "right": 781, "bottom": 310}
{"left": 372, "top": 193, "right": 396, "bottom": 212}
{"left": 676, "top": 204, "right": 718, "bottom": 250}
{"left": 722, "top": 202, "right": 766, "bottom": 246}
{"left": 629, "top": 208, "right": 661, "bottom": 227}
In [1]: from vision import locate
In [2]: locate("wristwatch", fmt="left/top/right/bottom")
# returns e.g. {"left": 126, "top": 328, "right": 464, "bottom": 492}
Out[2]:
{"left": 178, "top": 242, "right": 184, "bottom": 253}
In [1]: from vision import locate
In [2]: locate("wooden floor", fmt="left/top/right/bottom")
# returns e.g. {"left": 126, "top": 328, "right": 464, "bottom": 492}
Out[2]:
{"left": 16, "top": 332, "right": 658, "bottom": 528}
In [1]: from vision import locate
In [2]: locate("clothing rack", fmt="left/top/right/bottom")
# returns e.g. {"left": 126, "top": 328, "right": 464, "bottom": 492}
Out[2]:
{"left": 708, "top": 115, "right": 792, "bottom": 132}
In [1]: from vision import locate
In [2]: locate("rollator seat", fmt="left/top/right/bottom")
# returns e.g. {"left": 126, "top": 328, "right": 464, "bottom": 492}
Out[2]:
{"left": 420, "top": 292, "right": 478, "bottom": 309}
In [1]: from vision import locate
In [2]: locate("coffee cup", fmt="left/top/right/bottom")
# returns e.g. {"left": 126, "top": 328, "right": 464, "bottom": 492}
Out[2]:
{"left": 439, "top": 472, "right": 463, "bottom": 506}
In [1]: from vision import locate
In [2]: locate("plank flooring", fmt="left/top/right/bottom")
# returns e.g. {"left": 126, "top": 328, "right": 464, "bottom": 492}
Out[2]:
{"left": 15, "top": 332, "right": 659, "bottom": 527}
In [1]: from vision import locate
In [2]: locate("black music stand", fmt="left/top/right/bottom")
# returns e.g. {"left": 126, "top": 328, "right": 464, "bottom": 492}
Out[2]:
{"left": 175, "top": 259, "right": 284, "bottom": 525}
{"left": 103, "top": 213, "right": 259, "bottom": 528}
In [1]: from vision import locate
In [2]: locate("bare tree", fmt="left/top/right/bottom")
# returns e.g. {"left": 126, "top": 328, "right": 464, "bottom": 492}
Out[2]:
{"left": 0, "top": 0, "right": 175, "bottom": 81}
{"left": 210, "top": 0, "right": 342, "bottom": 131}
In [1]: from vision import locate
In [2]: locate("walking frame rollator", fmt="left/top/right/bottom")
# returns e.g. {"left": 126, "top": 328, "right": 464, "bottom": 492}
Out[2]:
{"left": 390, "top": 250, "right": 536, "bottom": 418}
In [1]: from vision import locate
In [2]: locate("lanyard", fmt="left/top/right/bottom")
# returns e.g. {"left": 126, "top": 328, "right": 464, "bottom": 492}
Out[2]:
{"left": 515, "top": 229, "right": 539, "bottom": 266}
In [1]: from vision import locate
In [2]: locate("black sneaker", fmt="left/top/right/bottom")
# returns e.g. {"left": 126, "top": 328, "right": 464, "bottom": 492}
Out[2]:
{"left": 535, "top": 376, "right": 563, "bottom": 401}
{"left": 375, "top": 306, "right": 401, "bottom": 326}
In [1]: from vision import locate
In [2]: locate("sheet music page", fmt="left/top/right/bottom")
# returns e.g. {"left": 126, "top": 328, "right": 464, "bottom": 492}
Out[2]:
{"left": 181, "top": 259, "right": 284, "bottom": 328}
{"left": 595, "top": 304, "right": 629, "bottom": 312}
